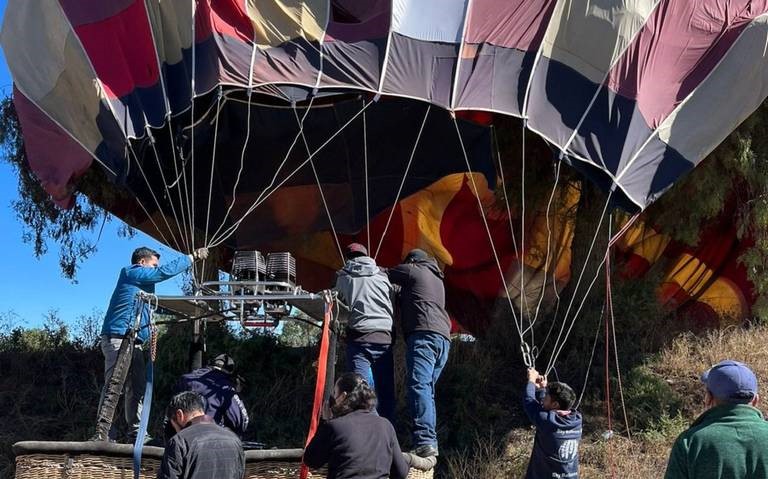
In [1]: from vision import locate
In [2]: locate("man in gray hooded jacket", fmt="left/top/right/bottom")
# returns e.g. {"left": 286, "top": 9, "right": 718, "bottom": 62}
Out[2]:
{"left": 334, "top": 243, "right": 396, "bottom": 424}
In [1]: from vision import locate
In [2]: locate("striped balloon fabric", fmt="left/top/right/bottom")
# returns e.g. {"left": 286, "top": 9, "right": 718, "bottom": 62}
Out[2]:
{"left": 3, "top": 0, "right": 768, "bottom": 211}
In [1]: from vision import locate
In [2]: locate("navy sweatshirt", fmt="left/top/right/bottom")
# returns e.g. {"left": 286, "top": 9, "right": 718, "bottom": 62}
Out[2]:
{"left": 523, "top": 383, "right": 582, "bottom": 479}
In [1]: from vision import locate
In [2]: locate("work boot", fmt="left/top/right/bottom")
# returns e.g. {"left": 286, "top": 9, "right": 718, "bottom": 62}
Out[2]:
{"left": 410, "top": 444, "right": 439, "bottom": 458}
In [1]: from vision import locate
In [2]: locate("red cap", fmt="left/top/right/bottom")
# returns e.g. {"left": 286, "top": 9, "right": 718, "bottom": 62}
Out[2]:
{"left": 345, "top": 243, "right": 368, "bottom": 258}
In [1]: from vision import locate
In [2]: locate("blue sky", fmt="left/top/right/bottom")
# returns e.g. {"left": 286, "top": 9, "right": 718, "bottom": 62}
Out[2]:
{"left": 0, "top": 0, "right": 184, "bottom": 328}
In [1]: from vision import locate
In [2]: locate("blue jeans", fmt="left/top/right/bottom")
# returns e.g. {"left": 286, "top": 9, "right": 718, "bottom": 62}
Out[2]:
{"left": 346, "top": 341, "right": 396, "bottom": 425}
{"left": 406, "top": 332, "right": 450, "bottom": 449}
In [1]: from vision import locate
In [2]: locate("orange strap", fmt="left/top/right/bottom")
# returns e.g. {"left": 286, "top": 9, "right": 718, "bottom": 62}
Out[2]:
{"left": 300, "top": 299, "right": 334, "bottom": 479}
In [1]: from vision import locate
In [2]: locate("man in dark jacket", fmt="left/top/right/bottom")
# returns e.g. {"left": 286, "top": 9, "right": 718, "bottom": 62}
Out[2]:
{"left": 387, "top": 249, "right": 451, "bottom": 458}
{"left": 159, "top": 391, "right": 244, "bottom": 479}
{"left": 97, "top": 246, "right": 207, "bottom": 441}
{"left": 334, "top": 243, "right": 396, "bottom": 424}
{"left": 523, "top": 368, "right": 582, "bottom": 479}
{"left": 174, "top": 353, "right": 249, "bottom": 437}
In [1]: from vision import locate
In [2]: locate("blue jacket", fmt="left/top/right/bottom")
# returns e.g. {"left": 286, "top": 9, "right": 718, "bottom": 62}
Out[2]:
{"left": 523, "top": 383, "right": 582, "bottom": 479}
{"left": 174, "top": 367, "right": 250, "bottom": 437}
{"left": 101, "top": 255, "right": 191, "bottom": 343}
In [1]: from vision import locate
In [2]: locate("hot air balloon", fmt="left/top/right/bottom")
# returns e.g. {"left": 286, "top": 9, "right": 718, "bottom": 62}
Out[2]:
{"left": 2, "top": 0, "right": 767, "bottom": 337}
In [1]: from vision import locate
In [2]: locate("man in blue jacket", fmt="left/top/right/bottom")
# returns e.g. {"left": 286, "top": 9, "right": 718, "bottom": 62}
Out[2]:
{"left": 523, "top": 368, "right": 582, "bottom": 479}
{"left": 97, "top": 246, "right": 208, "bottom": 441}
{"left": 174, "top": 353, "right": 250, "bottom": 437}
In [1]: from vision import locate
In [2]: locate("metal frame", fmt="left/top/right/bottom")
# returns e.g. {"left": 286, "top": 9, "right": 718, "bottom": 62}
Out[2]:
{"left": 137, "top": 283, "right": 332, "bottom": 329}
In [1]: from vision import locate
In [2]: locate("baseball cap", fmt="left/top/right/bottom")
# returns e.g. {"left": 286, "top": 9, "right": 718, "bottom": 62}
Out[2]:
{"left": 211, "top": 354, "right": 236, "bottom": 375}
{"left": 345, "top": 243, "right": 368, "bottom": 258}
{"left": 700, "top": 360, "right": 758, "bottom": 403}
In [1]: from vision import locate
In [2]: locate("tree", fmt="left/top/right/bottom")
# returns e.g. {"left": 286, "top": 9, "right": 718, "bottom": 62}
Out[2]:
{"left": 0, "top": 97, "right": 132, "bottom": 280}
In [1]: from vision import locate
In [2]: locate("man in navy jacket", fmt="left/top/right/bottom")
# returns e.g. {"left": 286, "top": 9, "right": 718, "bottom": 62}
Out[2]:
{"left": 523, "top": 368, "right": 582, "bottom": 479}
{"left": 175, "top": 353, "right": 249, "bottom": 437}
{"left": 97, "top": 246, "right": 207, "bottom": 441}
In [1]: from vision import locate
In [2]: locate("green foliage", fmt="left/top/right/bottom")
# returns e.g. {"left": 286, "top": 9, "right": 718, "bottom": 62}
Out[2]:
{"left": 0, "top": 97, "right": 133, "bottom": 280}
{"left": 623, "top": 366, "right": 683, "bottom": 432}
{"left": 637, "top": 413, "right": 689, "bottom": 445}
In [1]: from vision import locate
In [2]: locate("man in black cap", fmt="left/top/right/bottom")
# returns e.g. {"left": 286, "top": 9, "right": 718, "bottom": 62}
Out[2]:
{"left": 334, "top": 242, "right": 397, "bottom": 424}
{"left": 174, "top": 353, "right": 249, "bottom": 437}
{"left": 387, "top": 249, "right": 451, "bottom": 458}
{"left": 665, "top": 359, "right": 768, "bottom": 479}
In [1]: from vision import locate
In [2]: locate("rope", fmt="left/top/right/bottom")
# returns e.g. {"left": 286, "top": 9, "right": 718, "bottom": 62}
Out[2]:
{"left": 209, "top": 100, "right": 374, "bottom": 248}
{"left": 292, "top": 104, "right": 344, "bottom": 263}
{"left": 575, "top": 307, "right": 603, "bottom": 410}
{"left": 165, "top": 120, "right": 193, "bottom": 253}
{"left": 544, "top": 189, "right": 614, "bottom": 375}
{"left": 207, "top": 93, "right": 317, "bottom": 247}
{"left": 604, "top": 281, "right": 616, "bottom": 479}
{"left": 523, "top": 160, "right": 562, "bottom": 337}
{"left": 200, "top": 87, "right": 224, "bottom": 284}
{"left": 364, "top": 110, "right": 371, "bottom": 254}
{"left": 144, "top": 126, "right": 186, "bottom": 251}
{"left": 452, "top": 118, "right": 530, "bottom": 366}
{"left": 373, "top": 105, "right": 431, "bottom": 260}
{"left": 206, "top": 88, "right": 255, "bottom": 246}
{"left": 492, "top": 126, "right": 521, "bottom": 271}
{"left": 606, "top": 229, "right": 632, "bottom": 438}
{"left": 520, "top": 120, "right": 532, "bottom": 326}
{"left": 125, "top": 143, "right": 181, "bottom": 251}
{"left": 545, "top": 211, "right": 641, "bottom": 376}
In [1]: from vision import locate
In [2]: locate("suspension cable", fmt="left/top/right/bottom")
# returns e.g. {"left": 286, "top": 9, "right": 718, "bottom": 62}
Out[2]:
{"left": 523, "top": 160, "right": 562, "bottom": 337}
{"left": 373, "top": 105, "right": 431, "bottom": 260}
{"left": 208, "top": 100, "right": 374, "bottom": 248}
{"left": 545, "top": 209, "right": 641, "bottom": 375}
{"left": 292, "top": 104, "right": 344, "bottom": 263}
{"left": 364, "top": 110, "right": 371, "bottom": 254}
{"left": 453, "top": 117, "right": 530, "bottom": 366}
{"left": 206, "top": 93, "right": 318, "bottom": 247}
{"left": 545, "top": 189, "right": 614, "bottom": 374}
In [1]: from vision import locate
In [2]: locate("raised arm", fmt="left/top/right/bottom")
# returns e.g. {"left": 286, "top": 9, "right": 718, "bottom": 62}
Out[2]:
{"left": 125, "top": 255, "right": 192, "bottom": 285}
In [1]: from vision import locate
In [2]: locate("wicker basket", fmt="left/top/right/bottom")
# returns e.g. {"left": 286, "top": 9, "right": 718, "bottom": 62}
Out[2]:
{"left": 13, "top": 442, "right": 433, "bottom": 479}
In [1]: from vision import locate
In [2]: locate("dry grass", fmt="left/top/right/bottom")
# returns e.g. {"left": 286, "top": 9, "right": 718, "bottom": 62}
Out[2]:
{"left": 441, "top": 325, "right": 768, "bottom": 478}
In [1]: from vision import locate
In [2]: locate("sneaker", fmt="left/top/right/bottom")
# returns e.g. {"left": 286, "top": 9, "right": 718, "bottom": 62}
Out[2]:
{"left": 410, "top": 444, "right": 439, "bottom": 458}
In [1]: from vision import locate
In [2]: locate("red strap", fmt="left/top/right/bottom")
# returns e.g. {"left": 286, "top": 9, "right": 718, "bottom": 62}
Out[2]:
{"left": 300, "top": 300, "right": 333, "bottom": 479}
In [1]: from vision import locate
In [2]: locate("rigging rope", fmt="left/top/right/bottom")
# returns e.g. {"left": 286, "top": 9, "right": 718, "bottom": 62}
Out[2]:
{"left": 523, "top": 160, "right": 562, "bottom": 337}
{"left": 544, "top": 190, "right": 614, "bottom": 375}
{"left": 452, "top": 118, "right": 530, "bottom": 367}
{"left": 364, "top": 110, "right": 371, "bottom": 254}
{"left": 208, "top": 100, "right": 374, "bottom": 248}
{"left": 292, "top": 104, "right": 345, "bottom": 263}
{"left": 545, "top": 211, "right": 641, "bottom": 375}
{"left": 125, "top": 142, "right": 181, "bottom": 251}
{"left": 143, "top": 126, "right": 186, "bottom": 251}
{"left": 605, "top": 223, "right": 632, "bottom": 438}
{"left": 373, "top": 105, "right": 431, "bottom": 260}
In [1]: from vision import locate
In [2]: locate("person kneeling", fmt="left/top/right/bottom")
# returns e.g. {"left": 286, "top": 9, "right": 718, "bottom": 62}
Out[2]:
{"left": 159, "top": 391, "right": 244, "bottom": 479}
{"left": 304, "top": 373, "right": 424, "bottom": 479}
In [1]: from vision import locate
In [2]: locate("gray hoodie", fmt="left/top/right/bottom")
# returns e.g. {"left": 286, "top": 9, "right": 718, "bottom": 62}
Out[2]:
{"left": 334, "top": 256, "right": 394, "bottom": 337}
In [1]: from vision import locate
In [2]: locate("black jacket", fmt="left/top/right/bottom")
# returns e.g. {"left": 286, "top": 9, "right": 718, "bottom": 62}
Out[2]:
{"left": 158, "top": 416, "right": 245, "bottom": 479}
{"left": 387, "top": 258, "right": 451, "bottom": 339}
{"left": 303, "top": 409, "right": 409, "bottom": 479}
